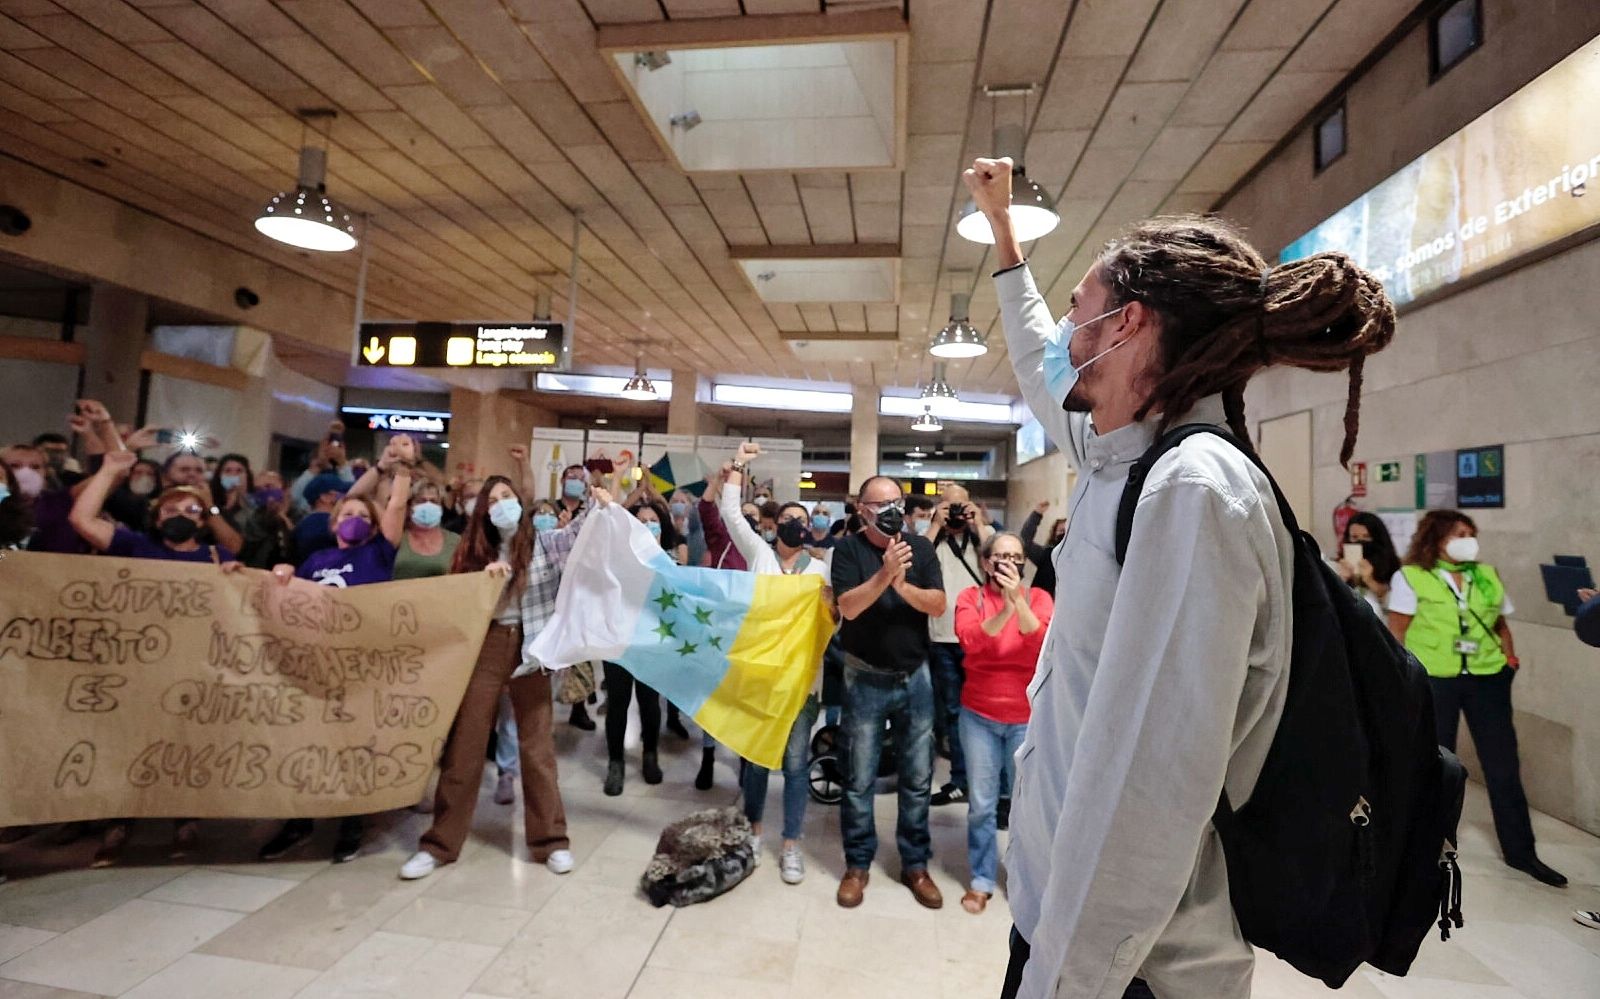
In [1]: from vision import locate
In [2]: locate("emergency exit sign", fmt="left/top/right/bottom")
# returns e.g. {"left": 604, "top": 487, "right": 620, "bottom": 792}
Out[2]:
{"left": 356, "top": 322, "right": 565, "bottom": 370}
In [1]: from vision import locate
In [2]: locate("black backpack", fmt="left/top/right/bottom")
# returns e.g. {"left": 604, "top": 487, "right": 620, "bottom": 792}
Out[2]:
{"left": 1114, "top": 425, "right": 1467, "bottom": 988}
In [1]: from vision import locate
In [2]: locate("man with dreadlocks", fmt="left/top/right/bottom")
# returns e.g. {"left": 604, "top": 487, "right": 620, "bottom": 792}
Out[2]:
{"left": 965, "top": 158, "right": 1396, "bottom": 999}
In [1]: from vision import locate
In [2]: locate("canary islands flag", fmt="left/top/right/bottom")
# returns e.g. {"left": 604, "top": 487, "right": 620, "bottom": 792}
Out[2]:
{"left": 526, "top": 504, "right": 832, "bottom": 769}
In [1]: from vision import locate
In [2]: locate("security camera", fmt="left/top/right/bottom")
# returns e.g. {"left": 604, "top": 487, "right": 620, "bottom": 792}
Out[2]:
{"left": 234, "top": 287, "right": 260, "bottom": 309}
{"left": 0, "top": 205, "right": 32, "bottom": 237}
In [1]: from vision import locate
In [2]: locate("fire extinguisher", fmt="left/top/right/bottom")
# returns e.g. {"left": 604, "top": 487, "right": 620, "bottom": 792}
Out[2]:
{"left": 1332, "top": 494, "right": 1361, "bottom": 546}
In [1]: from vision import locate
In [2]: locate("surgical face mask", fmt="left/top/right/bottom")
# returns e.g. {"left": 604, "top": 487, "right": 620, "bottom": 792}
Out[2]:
{"left": 253, "top": 487, "right": 284, "bottom": 507}
{"left": 129, "top": 475, "right": 157, "bottom": 497}
{"left": 760, "top": 527, "right": 777, "bottom": 543}
{"left": 159, "top": 515, "right": 199, "bottom": 543}
{"left": 463, "top": 497, "right": 478, "bottom": 517}
{"left": 532, "top": 512, "right": 559, "bottom": 532}
{"left": 1444, "top": 536, "right": 1480, "bottom": 564}
{"left": 220, "top": 473, "right": 245, "bottom": 492}
{"left": 811, "top": 513, "right": 830, "bottom": 532}
{"left": 776, "top": 519, "right": 809, "bottom": 548}
{"left": 336, "top": 516, "right": 372, "bottom": 544}
{"left": 1042, "top": 306, "right": 1132, "bottom": 408}
{"left": 12, "top": 466, "right": 43, "bottom": 498}
{"left": 489, "top": 498, "right": 523, "bottom": 531}
{"left": 563, "top": 478, "right": 587, "bottom": 500}
{"left": 410, "top": 501, "right": 442, "bottom": 529}
{"left": 670, "top": 501, "right": 690, "bottom": 518}
{"left": 645, "top": 520, "right": 662, "bottom": 539}
{"left": 916, "top": 516, "right": 938, "bottom": 537}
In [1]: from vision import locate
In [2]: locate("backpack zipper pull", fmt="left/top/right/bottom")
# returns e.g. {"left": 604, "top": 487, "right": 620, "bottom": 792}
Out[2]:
{"left": 1349, "top": 796, "right": 1371, "bottom": 826}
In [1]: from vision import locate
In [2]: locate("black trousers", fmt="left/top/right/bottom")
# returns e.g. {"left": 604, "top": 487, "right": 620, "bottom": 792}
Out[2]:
{"left": 603, "top": 661, "right": 660, "bottom": 762}
{"left": 1002, "top": 927, "right": 1157, "bottom": 999}
{"left": 1430, "top": 669, "right": 1537, "bottom": 862}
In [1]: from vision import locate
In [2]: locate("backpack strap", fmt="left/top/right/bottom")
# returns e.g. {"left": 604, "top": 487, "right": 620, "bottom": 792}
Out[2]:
{"left": 1114, "top": 423, "right": 1303, "bottom": 566}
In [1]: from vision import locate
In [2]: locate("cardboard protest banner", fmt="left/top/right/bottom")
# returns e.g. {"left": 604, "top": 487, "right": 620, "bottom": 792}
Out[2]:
{"left": 0, "top": 552, "right": 501, "bottom": 824}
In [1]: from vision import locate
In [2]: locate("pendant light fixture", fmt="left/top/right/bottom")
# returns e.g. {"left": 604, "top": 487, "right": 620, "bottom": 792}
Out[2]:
{"left": 255, "top": 109, "right": 357, "bottom": 252}
{"left": 919, "top": 361, "right": 959, "bottom": 417}
{"left": 929, "top": 285, "right": 986, "bottom": 358}
{"left": 619, "top": 347, "right": 658, "bottom": 401}
{"left": 906, "top": 444, "right": 928, "bottom": 459}
{"left": 911, "top": 405, "right": 943, "bottom": 433}
{"left": 956, "top": 85, "right": 1059, "bottom": 245}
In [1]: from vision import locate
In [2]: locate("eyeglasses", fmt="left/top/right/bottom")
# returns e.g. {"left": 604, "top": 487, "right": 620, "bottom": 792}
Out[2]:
{"left": 859, "top": 499, "right": 903, "bottom": 514}
{"left": 990, "top": 553, "right": 1027, "bottom": 565}
{"left": 165, "top": 504, "right": 204, "bottom": 518}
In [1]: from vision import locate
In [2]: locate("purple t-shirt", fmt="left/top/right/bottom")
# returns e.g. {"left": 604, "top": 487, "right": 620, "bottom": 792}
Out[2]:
{"left": 107, "top": 525, "right": 236, "bottom": 563}
{"left": 296, "top": 535, "right": 396, "bottom": 588}
{"left": 28, "top": 489, "right": 89, "bottom": 554}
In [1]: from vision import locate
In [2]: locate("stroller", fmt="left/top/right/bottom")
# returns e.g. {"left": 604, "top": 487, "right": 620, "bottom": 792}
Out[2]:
{"left": 807, "top": 721, "right": 899, "bottom": 805}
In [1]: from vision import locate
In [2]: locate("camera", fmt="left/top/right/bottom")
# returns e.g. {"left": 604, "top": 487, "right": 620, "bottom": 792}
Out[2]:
{"left": 948, "top": 502, "right": 970, "bottom": 525}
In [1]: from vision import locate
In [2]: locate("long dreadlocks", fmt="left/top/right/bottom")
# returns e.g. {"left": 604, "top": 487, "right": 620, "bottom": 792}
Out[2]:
{"left": 1096, "top": 215, "right": 1396, "bottom": 466}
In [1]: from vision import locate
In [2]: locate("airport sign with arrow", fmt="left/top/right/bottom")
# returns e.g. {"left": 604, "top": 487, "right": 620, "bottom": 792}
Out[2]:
{"left": 355, "top": 322, "right": 566, "bottom": 370}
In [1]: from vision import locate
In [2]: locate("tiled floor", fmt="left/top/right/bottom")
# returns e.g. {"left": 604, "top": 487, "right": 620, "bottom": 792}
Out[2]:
{"left": 2, "top": 722, "right": 1596, "bottom": 998}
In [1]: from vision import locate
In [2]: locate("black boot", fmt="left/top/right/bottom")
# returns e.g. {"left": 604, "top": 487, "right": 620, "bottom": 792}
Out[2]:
{"left": 642, "top": 751, "right": 663, "bottom": 785}
{"left": 1508, "top": 854, "right": 1567, "bottom": 888}
{"left": 665, "top": 706, "right": 690, "bottom": 741}
{"left": 604, "top": 760, "right": 624, "bottom": 797}
{"left": 332, "top": 816, "right": 363, "bottom": 864}
{"left": 695, "top": 746, "right": 715, "bottom": 791}
{"left": 569, "top": 702, "right": 596, "bottom": 731}
{"left": 259, "top": 819, "right": 312, "bottom": 861}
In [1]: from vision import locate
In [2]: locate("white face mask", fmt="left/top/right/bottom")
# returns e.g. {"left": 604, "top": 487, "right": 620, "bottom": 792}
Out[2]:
{"left": 918, "top": 517, "right": 938, "bottom": 537}
{"left": 1443, "top": 537, "right": 1480, "bottom": 564}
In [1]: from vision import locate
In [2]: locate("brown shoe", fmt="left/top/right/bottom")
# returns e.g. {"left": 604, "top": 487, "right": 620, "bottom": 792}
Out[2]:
{"left": 901, "top": 868, "right": 944, "bottom": 909}
{"left": 961, "top": 889, "right": 991, "bottom": 914}
{"left": 837, "top": 867, "right": 869, "bottom": 908}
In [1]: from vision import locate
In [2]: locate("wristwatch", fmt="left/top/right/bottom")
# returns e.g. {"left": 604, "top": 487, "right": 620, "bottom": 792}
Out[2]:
{"left": 730, "top": 460, "right": 748, "bottom": 473}
{"left": 208, "top": 505, "right": 221, "bottom": 517}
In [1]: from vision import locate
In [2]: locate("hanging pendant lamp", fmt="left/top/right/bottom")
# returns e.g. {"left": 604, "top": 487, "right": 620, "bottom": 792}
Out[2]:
{"left": 911, "top": 405, "right": 943, "bottom": 433}
{"left": 619, "top": 348, "right": 658, "bottom": 401}
{"left": 929, "top": 289, "right": 986, "bottom": 358}
{"left": 919, "top": 361, "right": 959, "bottom": 417}
{"left": 255, "top": 110, "right": 357, "bottom": 252}
{"left": 956, "top": 86, "right": 1059, "bottom": 245}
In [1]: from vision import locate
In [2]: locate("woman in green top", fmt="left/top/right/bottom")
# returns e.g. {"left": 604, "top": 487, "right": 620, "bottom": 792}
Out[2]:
{"left": 393, "top": 480, "right": 460, "bottom": 580}
{"left": 1387, "top": 509, "right": 1564, "bottom": 888}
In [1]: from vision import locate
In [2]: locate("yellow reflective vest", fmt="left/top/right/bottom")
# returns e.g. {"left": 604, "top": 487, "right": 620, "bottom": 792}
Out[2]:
{"left": 1399, "top": 563, "right": 1508, "bottom": 678}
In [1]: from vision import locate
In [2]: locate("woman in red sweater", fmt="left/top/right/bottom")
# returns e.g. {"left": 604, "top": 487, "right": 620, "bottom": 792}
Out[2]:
{"left": 953, "top": 530, "right": 1053, "bottom": 914}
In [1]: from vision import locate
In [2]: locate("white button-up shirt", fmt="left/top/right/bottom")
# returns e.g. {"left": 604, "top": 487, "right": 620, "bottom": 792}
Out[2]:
{"left": 996, "top": 265, "right": 1295, "bottom": 999}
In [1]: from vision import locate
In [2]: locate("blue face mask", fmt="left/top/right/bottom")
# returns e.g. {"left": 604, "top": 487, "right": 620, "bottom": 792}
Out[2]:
{"left": 0, "top": 482, "right": 9, "bottom": 504}
{"left": 811, "top": 514, "right": 830, "bottom": 531}
{"left": 562, "top": 478, "right": 586, "bottom": 500}
{"left": 489, "top": 498, "right": 523, "bottom": 531}
{"left": 1042, "top": 305, "right": 1133, "bottom": 408}
{"left": 410, "top": 501, "right": 442, "bottom": 529}
{"left": 532, "top": 512, "right": 559, "bottom": 532}
{"left": 644, "top": 520, "right": 662, "bottom": 539}
{"left": 220, "top": 473, "right": 244, "bottom": 492}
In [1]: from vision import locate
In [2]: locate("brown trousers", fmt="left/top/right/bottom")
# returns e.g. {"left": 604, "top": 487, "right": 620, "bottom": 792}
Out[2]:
{"left": 421, "top": 623, "right": 568, "bottom": 863}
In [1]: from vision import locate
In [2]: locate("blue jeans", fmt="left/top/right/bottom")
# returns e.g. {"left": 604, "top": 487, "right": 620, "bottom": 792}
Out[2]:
{"left": 960, "top": 707, "right": 1024, "bottom": 893}
{"left": 742, "top": 694, "right": 819, "bottom": 841}
{"left": 494, "top": 691, "right": 518, "bottom": 776}
{"left": 840, "top": 664, "right": 933, "bottom": 870}
{"left": 929, "top": 642, "right": 967, "bottom": 790}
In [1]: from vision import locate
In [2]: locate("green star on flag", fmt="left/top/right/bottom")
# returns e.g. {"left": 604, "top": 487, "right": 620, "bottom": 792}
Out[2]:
{"left": 653, "top": 619, "right": 676, "bottom": 641}
{"left": 675, "top": 641, "right": 698, "bottom": 657}
{"left": 693, "top": 607, "right": 713, "bottom": 626}
{"left": 708, "top": 635, "right": 724, "bottom": 650}
{"left": 653, "top": 590, "right": 681, "bottom": 612}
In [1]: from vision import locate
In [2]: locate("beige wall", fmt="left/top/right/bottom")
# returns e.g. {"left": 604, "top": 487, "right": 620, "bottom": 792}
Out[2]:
{"left": 447, "top": 389, "right": 557, "bottom": 490}
{"left": 1223, "top": 1, "right": 1600, "bottom": 833}
{"left": 1006, "top": 449, "right": 1074, "bottom": 538}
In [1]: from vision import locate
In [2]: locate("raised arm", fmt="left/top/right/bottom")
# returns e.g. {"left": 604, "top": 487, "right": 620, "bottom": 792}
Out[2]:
{"left": 720, "top": 442, "right": 778, "bottom": 572}
{"left": 69, "top": 448, "right": 134, "bottom": 551}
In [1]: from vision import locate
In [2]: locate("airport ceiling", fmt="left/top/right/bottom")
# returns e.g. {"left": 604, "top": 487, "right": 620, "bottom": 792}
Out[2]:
{"left": 0, "top": 0, "right": 1414, "bottom": 397}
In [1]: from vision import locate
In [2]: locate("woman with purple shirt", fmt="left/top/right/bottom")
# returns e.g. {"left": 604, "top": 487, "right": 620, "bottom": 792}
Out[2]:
{"left": 255, "top": 440, "right": 413, "bottom": 864}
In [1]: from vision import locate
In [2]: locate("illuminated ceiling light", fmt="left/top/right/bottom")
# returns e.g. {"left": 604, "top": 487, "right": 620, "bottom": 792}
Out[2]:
{"left": 669, "top": 110, "right": 702, "bottom": 131}
{"left": 904, "top": 459, "right": 923, "bottom": 470}
{"left": 634, "top": 51, "right": 672, "bottom": 71}
{"left": 254, "top": 109, "right": 357, "bottom": 252}
{"left": 594, "top": 413, "right": 609, "bottom": 425}
{"left": 619, "top": 348, "right": 658, "bottom": 401}
{"left": 906, "top": 445, "right": 928, "bottom": 459}
{"left": 911, "top": 405, "right": 943, "bottom": 433}
{"left": 957, "top": 86, "right": 1059, "bottom": 245}
{"left": 919, "top": 362, "right": 959, "bottom": 417}
{"left": 930, "top": 289, "right": 987, "bottom": 358}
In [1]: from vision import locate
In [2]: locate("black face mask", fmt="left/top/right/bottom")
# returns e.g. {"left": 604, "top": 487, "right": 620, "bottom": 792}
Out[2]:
{"left": 775, "top": 519, "right": 809, "bottom": 548}
{"left": 159, "top": 516, "right": 199, "bottom": 543}
{"left": 874, "top": 505, "right": 904, "bottom": 537}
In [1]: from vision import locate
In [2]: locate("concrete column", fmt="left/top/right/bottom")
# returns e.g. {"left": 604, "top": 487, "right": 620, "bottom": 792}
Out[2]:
{"left": 82, "top": 284, "right": 147, "bottom": 422}
{"left": 447, "top": 387, "right": 556, "bottom": 486}
{"left": 849, "top": 383, "right": 879, "bottom": 495}
{"left": 667, "top": 367, "right": 700, "bottom": 438}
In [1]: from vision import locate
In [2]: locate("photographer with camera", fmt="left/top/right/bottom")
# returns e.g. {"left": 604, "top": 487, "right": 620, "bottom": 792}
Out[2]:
{"left": 928, "top": 483, "right": 994, "bottom": 807}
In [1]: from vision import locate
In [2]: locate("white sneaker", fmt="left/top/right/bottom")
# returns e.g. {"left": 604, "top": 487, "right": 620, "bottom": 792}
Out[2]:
{"left": 750, "top": 834, "right": 762, "bottom": 866}
{"left": 779, "top": 845, "right": 805, "bottom": 885}
{"left": 399, "top": 850, "right": 437, "bottom": 880}
{"left": 1575, "top": 910, "right": 1600, "bottom": 930}
{"left": 545, "top": 849, "right": 575, "bottom": 875}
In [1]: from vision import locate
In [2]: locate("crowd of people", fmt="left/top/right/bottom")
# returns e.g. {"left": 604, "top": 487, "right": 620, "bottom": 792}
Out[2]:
{"left": 0, "top": 400, "right": 1046, "bottom": 913}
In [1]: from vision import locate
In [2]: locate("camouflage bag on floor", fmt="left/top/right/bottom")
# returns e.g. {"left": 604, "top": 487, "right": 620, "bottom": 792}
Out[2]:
{"left": 557, "top": 660, "right": 597, "bottom": 705}
{"left": 640, "top": 806, "right": 755, "bottom": 908}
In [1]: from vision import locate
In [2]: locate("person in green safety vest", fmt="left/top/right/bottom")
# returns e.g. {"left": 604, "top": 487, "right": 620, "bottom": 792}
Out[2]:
{"left": 1387, "top": 509, "right": 1565, "bottom": 888}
